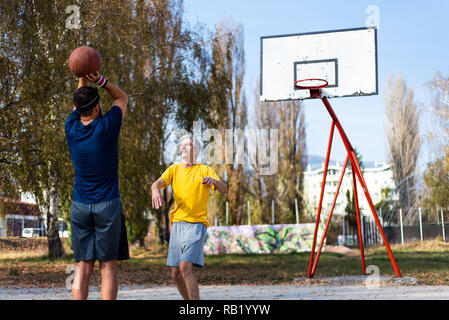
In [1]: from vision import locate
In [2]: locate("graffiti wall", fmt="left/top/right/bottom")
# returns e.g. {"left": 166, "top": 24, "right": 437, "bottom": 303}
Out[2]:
{"left": 204, "top": 223, "right": 324, "bottom": 255}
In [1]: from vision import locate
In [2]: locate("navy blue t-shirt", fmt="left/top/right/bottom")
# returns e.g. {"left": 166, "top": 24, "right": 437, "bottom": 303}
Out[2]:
{"left": 65, "top": 106, "right": 122, "bottom": 204}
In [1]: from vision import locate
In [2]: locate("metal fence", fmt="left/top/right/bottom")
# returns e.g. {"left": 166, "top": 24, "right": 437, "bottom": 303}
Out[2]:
{"left": 219, "top": 201, "right": 448, "bottom": 247}
{"left": 383, "top": 224, "right": 446, "bottom": 245}
{"left": 340, "top": 208, "right": 449, "bottom": 247}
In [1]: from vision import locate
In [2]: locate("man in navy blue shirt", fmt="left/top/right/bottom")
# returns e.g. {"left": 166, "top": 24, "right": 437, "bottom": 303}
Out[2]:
{"left": 65, "top": 72, "right": 128, "bottom": 300}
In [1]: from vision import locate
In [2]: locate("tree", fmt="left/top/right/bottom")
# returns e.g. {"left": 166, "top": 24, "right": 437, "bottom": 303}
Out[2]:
{"left": 344, "top": 148, "right": 364, "bottom": 244}
{"left": 139, "top": 0, "right": 211, "bottom": 243}
{"left": 0, "top": 0, "right": 98, "bottom": 258}
{"left": 276, "top": 100, "right": 307, "bottom": 224}
{"left": 0, "top": 0, "right": 212, "bottom": 254}
{"left": 384, "top": 74, "right": 420, "bottom": 220}
{"left": 423, "top": 158, "right": 449, "bottom": 208}
{"left": 375, "top": 187, "right": 399, "bottom": 226}
{"left": 248, "top": 84, "right": 307, "bottom": 225}
{"left": 208, "top": 20, "right": 247, "bottom": 225}
{"left": 423, "top": 72, "right": 449, "bottom": 211}
{"left": 249, "top": 97, "right": 280, "bottom": 225}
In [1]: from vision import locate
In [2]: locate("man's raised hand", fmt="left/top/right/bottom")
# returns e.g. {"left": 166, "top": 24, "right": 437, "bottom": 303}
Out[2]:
{"left": 83, "top": 71, "right": 100, "bottom": 83}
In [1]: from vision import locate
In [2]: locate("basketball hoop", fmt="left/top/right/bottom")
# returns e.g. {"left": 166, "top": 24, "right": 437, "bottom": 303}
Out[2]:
{"left": 260, "top": 28, "right": 402, "bottom": 279}
{"left": 294, "top": 78, "right": 329, "bottom": 90}
{"left": 294, "top": 78, "right": 328, "bottom": 98}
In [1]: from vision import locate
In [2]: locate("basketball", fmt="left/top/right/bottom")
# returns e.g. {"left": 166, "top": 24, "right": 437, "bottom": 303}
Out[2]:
{"left": 68, "top": 46, "right": 101, "bottom": 77}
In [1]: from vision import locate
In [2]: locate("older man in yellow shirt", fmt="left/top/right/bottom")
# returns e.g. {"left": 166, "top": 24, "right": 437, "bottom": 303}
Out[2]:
{"left": 151, "top": 135, "right": 227, "bottom": 300}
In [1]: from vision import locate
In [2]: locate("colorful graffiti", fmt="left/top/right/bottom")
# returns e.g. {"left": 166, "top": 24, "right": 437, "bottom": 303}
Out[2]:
{"left": 204, "top": 223, "right": 324, "bottom": 255}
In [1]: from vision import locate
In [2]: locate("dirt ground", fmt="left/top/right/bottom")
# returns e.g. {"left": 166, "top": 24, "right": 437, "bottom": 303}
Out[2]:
{"left": 3, "top": 239, "right": 449, "bottom": 299}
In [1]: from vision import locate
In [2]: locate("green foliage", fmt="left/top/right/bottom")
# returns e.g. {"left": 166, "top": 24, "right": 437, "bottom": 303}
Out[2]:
{"left": 65, "top": 220, "right": 72, "bottom": 250}
{"left": 0, "top": 0, "right": 213, "bottom": 248}
{"left": 423, "top": 156, "right": 449, "bottom": 209}
{"left": 249, "top": 97, "right": 307, "bottom": 225}
{"left": 208, "top": 20, "right": 248, "bottom": 226}
{"left": 0, "top": 0, "right": 84, "bottom": 257}
{"left": 344, "top": 148, "right": 364, "bottom": 218}
{"left": 344, "top": 148, "right": 364, "bottom": 240}
{"left": 422, "top": 73, "right": 449, "bottom": 215}
{"left": 348, "top": 147, "right": 364, "bottom": 172}
{"left": 374, "top": 186, "right": 399, "bottom": 225}
{"left": 0, "top": 0, "right": 309, "bottom": 254}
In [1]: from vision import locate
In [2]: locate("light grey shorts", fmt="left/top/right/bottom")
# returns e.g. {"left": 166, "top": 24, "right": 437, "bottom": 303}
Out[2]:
{"left": 167, "top": 221, "right": 207, "bottom": 268}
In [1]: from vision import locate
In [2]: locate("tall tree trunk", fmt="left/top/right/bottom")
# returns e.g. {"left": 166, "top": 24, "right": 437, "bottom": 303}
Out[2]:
{"left": 44, "top": 185, "right": 64, "bottom": 259}
{"left": 384, "top": 74, "right": 420, "bottom": 220}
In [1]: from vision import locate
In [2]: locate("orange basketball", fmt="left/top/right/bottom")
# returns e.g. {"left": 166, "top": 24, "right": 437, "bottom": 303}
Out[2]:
{"left": 68, "top": 46, "right": 101, "bottom": 77}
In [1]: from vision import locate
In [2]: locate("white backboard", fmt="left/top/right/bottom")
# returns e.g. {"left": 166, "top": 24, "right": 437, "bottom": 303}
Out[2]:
{"left": 260, "top": 27, "right": 378, "bottom": 101}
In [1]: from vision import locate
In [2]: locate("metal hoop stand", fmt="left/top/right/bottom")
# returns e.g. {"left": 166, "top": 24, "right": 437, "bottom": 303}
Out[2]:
{"left": 295, "top": 80, "right": 402, "bottom": 278}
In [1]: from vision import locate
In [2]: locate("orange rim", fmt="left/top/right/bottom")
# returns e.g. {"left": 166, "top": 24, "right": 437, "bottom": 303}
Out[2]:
{"left": 294, "top": 78, "right": 329, "bottom": 90}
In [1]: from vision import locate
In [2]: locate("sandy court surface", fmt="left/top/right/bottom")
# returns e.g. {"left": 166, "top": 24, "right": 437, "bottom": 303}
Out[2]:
{"left": 2, "top": 282, "right": 449, "bottom": 300}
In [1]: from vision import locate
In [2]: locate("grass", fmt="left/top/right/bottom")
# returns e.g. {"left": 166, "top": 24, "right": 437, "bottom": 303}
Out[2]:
{"left": 1, "top": 240, "right": 449, "bottom": 287}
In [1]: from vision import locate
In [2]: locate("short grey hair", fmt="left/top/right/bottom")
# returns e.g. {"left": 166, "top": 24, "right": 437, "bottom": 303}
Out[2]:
{"left": 179, "top": 134, "right": 202, "bottom": 152}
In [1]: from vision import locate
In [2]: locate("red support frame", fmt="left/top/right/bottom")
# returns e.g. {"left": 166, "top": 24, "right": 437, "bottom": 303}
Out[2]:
{"left": 351, "top": 163, "right": 366, "bottom": 275}
{"left": 310, "top": 154, "right": 349, "bottom": 276}
{"left": 306, "top": 91, "right": 402, "bottom": 278}
{"left": 307, "top": 121, "right": 335, "bottom": 278}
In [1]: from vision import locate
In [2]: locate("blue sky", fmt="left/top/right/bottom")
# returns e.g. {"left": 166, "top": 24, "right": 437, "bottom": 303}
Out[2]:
{"left": 183, "top": 0, "right": 449, "bottom": 167}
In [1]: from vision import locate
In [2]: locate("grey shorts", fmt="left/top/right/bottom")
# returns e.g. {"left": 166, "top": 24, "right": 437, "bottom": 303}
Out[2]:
{"left": 167, "top": 221, "right": 207, "bottom": 268}
{"left": 70, "top": 198, "right": 129, "bottom": 262}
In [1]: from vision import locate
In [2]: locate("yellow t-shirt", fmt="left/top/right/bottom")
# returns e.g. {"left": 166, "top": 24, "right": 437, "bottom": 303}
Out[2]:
{"left": 160, "top": 163, "right": 219, "bottom": 227}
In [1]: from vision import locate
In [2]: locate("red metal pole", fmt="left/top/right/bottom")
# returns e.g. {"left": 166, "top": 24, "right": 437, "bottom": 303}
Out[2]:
{"left": 351, "top": 161, "right": 366, "bottom": 275}
{"left": 307, "top": 121, "right": 335, "bottom": 278}
{"left": 350, "top": 150, "right": 402, "bottom": 277}
{"left": 320, "top": 96, "right": 402, "bottom": 277}
{"left": 311, "top": 154, "right": 350, "bottom": 277}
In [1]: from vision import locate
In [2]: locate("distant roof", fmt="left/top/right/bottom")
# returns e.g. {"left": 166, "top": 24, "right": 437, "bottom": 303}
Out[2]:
{"left": 1, "top": 198, "right": 41, "bottom": 217}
